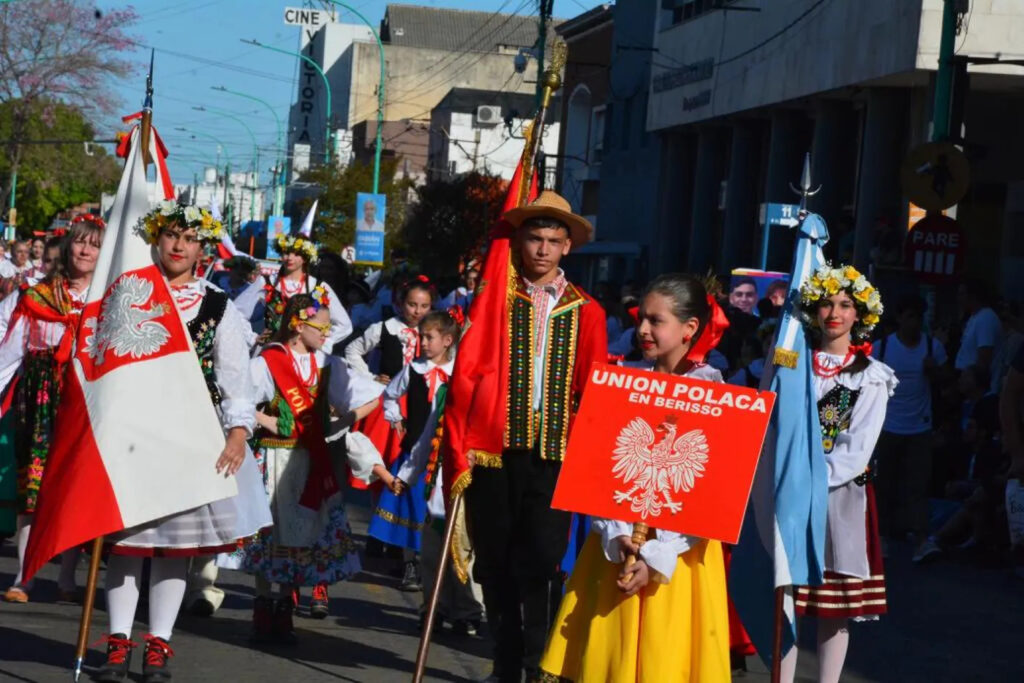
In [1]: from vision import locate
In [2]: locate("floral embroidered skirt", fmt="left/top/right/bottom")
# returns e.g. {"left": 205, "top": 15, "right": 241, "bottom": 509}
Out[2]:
{"left": 367, "top": 451, "right": 427, "bottom": 552}
{"left": 14, "top": 350, "right": 60, "bottom": 514}
{"left": 234, "top": 443, "right": 360, "bottom": 586}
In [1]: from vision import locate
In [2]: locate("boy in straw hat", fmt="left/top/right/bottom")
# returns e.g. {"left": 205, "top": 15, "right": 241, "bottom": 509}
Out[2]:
{"left": 462, "top": 190, "right": 607, "bottom": 683}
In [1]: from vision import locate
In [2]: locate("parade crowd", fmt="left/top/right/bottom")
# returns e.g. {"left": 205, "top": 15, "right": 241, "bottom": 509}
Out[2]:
{"left": 0, "top": 190, "right": 1021, "bottom": 683}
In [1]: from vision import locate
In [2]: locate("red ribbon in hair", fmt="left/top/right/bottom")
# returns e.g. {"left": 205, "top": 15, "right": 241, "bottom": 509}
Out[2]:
{"left": 447, "top": 304, "right": 465, "bottom": 328}
{"left": 849, "top": 341, "right": 873, "bottom": 357}
{"left": 686, "top": 294, "right": 730, "bottom": 364}
{"left": 116, "top": 112, "right": 174, "bottom": 200}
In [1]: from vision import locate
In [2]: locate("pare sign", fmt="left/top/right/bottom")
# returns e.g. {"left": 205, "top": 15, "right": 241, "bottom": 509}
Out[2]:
{"left": 283, "top": 7, "right": 332, "bottom": 28}
{"left": 905, "top": 214, "right": 965, "bottom": 283}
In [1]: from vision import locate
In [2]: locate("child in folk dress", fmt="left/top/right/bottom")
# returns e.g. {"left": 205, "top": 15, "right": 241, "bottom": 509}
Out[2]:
{"left": 243, "top": 290, "right": 399, "bottom": 640}
{"left": 96, "top": 204, "right": 272, "bottom": 683}
{"left": 539, "top": 274, "right": 733, "bottom": 683}
{"left": 781, "top": 265, "right": 896, "bottom": 683}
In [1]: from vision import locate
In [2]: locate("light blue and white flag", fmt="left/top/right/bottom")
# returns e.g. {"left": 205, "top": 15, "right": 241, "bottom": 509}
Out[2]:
{"left": 730, "top": 212, "right": 831, "bottom": 666}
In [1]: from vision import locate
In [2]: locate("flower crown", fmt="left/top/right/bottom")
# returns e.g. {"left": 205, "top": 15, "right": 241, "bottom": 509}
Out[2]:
{"left": 277, "top": 234, "right": 318, "bottom": 262}
{"left": 289, "top": 284, "right": 331, "bottom": 330}
{"left": 136, "top": 200, "right": 224, "bottom": 245}
{"left": 798, "top": 263, "right": 883, "bottom": 339}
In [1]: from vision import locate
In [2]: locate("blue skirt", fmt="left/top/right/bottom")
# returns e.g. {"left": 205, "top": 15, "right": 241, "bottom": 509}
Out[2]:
{"left": 367, "top": 452, "right": 427, "bottom": 552}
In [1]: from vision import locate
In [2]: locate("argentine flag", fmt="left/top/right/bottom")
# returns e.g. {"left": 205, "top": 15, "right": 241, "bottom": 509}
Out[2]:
{"left": 729, "top": 212, "right": 831, "bottom": 666}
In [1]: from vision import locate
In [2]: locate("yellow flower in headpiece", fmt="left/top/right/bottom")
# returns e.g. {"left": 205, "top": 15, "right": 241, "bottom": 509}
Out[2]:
{"left": 823, "top": 276, "right": 841, "bottom": 295}
{"left": 854, "top": 286, "right": 874, "bottom": 303}
{"left": 844, "top": 266, "right": 861, "bottom": 281}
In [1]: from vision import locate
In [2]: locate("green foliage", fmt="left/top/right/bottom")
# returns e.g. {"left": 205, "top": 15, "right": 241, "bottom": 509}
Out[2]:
{"left": 402, "top": 172, "right": 507, "bottom": 277}
{"left": 296, "top": 158, "right": 413, "bottom": 265}
{"left": 0, "top": 99, "right": 120, "bottom": 234}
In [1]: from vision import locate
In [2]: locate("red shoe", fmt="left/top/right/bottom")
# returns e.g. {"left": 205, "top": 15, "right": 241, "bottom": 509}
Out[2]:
{"left": 142, "top": 634, "right": 174, "bottom": 682}
{"left": 93, "top": 633, "right": 137, "bottom": 682}
{"left": 310, "top": 583, "right": 329, "bottom": 619}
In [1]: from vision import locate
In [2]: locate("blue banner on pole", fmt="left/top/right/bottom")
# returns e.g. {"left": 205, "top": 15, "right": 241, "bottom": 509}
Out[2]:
{"left": 265, "top": 216, "right": 291, "bottom": 260}
{"left": 355, "top": 192, "right": 386, "bottom": 266}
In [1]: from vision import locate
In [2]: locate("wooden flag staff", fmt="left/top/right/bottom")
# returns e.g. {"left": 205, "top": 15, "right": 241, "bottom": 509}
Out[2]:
{"left": 72, "top": 49, "right": 155, "bottom": 683}
{"left": 410, "top": 39, "right": 568, "bottom": 683}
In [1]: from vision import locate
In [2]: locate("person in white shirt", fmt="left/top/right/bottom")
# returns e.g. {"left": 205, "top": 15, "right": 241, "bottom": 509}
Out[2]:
{"left": 955, "top": 279, "right": 1002, "bottom": 379}
{"left": 358, "top": 198, "right": 385, "bottom": 232}
{"left": 871, "top": 294, "right": 948, "bottom": 559}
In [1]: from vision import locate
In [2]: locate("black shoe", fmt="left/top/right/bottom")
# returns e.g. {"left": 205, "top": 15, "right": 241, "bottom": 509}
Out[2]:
{"left": 250, "top": 596, "right": 274, "bottom": 644}
{"left": 141, "top": 634, "right": 173, "bottom": 683}
{"left": 272, "top": 596, "right": 298, "bottom": 646}
{"left": 309, "top": 583, "right": 329, "bottom": 619}
{"left": 451, "top": 618, "right": 480, "bottom": 637}
{"left": 187, "top": 597, "right": 215, "bottom": 617}
{"left": 399, "top": 561, "right": 422, "bottom": 592}
{"left": 92, "top": 633, "right": 136, "bottom": 682}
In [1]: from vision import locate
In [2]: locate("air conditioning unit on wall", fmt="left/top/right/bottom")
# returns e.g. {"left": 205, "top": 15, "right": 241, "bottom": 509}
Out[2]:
{"left": 476, "top": 105, "right": 502, "bottom": 126}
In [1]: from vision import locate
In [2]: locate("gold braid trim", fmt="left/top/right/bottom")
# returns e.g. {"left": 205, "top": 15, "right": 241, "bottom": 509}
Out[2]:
{"left": 373, "top": 507, "right": 426, "bottom": 531}
{"left": 450, "top": 499, "right": 472, "bottom": 584}
{"left": 472, "top": 449, "right": 503, "bottom": 468}
{"left": 449, "top": 468, "right": 473, "bottom": 500}
{"left": 772, "top": 347, "right": 799, "bottom": 369}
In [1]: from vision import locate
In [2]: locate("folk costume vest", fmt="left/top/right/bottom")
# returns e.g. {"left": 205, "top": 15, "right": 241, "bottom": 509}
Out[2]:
{"left": 187, "top": 288, "right": 228, "bottom": 407}
{"left": 817, "top": 384, "right": 873, "bottom": 485}
{"left": 505, "top": 280, "right": 588, "bottom": 461}
{"left": 402, "top": 369, "right": 431, "bottom": 453}
{"left": 379, "top": 323, "right": 407, "bottom": 379}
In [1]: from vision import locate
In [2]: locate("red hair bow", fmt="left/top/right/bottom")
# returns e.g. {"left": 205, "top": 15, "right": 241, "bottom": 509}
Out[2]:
{"left": 686, "top": 294, "right": 730, "bottom": 364}
{"left": 447, "top": 304, "right": 465, "bottom": 328}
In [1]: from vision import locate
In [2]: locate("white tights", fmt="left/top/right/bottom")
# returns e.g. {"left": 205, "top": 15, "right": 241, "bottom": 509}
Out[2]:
{"left": 105, "top": 555, "right": 187, "bottom": 641}
{"left": 779, "top": 617, "right": 850, "bottom": 683}
{"left": 10, "top": 514, "right": 80, "bottom": 592}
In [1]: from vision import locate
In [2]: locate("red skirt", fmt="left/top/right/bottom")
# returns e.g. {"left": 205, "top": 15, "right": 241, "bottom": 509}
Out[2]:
{"left": 795, "top": 483, "right": 887, "bottom": 619}
{"left": 351, "top": 397, "right": 404, "bottom": 490}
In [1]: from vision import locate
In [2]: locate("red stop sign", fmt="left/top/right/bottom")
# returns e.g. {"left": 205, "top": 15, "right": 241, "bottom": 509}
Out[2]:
{"left": 905, "top": 214, "right": 965, "bottom": 283}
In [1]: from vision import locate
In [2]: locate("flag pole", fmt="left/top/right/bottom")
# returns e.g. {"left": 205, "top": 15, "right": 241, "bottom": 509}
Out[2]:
{"left": 768, "top": 153, "right": 820, "bottom": 683}
{"left": 73, "top": 50, "right": 155, "bottom": 682}
{"left": 411, "top": 39, "right": 568, "bottom": 683}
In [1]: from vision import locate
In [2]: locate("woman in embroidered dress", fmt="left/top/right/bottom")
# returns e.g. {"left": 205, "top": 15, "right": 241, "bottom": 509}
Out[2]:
{"left": 368, "top": 309, "right": 458, "bottom": 593}
{"left": 779, "top": 264, "right": 896, "bottom": 683}
{"left": 243, "top": 291, "right": 393, "bottom": 638}
{"left": 0, "top": 217, "right": 103, "bottom": 604}
{"left": 95, "top": 203, "right": 271, "bottom": 683}
{"left": 259, "top": 234, "right": 352, "bottom": 353}
{"left": 539, "top": 274, "right": 732, "bottom": 683}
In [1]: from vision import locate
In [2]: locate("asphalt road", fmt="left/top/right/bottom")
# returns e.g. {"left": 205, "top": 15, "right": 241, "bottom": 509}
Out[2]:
{"left": 1, "top": 498, "right": 1021, "bottom": 682}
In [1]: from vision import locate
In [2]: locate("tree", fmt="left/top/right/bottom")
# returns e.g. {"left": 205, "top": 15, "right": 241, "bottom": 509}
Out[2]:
{"left": 296, "top": 158, "right": 413, "bottom": 265}
{"left": 0, "top": 99, "right": 121, "bottom": 231}
{"left": 403, "top": 172, "right": 508, "bottom": 277}
{"left": 0, "top": 0, "right": 138, "bottom": 217}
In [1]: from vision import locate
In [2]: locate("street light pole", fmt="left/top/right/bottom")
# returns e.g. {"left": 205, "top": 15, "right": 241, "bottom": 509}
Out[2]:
{"left": 242, "top": 38, "right": 334, "bottom": 165}
{"left": 211, "top": 85, "right": 285, "bottom": 215}
{"left": 326, "top": 1, "right": 386, "bottom": 193}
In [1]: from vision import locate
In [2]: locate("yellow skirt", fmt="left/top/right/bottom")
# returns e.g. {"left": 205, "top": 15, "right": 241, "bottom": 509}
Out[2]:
{"left": 539, "top": 532, "right": 731, "bottom": 683}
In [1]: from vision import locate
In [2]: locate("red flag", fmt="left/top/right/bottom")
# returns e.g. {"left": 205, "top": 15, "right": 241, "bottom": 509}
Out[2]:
{"left": 22, "top": 127, "right": 234, "bottom": 582}
{"left": 441, "top": 162, "right": 537, "bottom": 502}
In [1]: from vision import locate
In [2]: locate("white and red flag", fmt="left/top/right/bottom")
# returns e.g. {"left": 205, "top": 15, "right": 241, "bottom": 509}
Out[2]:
{"left": 23, "top": 126, "right": 236, "bottom": 582}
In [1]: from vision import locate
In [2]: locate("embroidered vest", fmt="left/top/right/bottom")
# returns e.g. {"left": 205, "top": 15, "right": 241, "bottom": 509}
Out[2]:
{"left": 258, "top": 360, "right": 331, "bottom": 450}
{"left": 817, "top": 384, "right": 873, "bottom": 485}
{"left": 402, "top": 369, "right": 431, "bottom": 452}
{"left": 188, "top": 289, "right": 229, "bottom": 407}
{"left": 505, "top": 282, "right": 586, "bottom": 460}
{"left": 379, "top": 323, "right": 406, "bottom": 379}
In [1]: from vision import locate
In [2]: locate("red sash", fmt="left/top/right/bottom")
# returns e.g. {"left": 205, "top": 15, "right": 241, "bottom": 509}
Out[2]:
{"left": 261, "top": 346, "right": 340, "bottom": 510}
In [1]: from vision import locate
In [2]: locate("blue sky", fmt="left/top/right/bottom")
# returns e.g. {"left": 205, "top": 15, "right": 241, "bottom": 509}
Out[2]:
{"left": 96, "top": 0, "right": 597, "bottom": 185}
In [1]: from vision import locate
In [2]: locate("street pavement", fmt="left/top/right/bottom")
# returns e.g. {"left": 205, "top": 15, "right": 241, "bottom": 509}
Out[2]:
{"left": 1, "top": 495, "right": 1021, "bottom": 682}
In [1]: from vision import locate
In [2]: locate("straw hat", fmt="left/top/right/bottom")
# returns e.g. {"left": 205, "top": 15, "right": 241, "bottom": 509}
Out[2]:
{"left": 504, "top": 190, "right": 594, "bottom": 248}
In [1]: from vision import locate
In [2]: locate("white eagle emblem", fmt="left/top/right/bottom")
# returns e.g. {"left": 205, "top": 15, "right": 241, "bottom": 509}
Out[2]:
{"left": 83, "top": 274, "right": 171, "bottom": 365}
{"left": 612, "top": 416, "right": 709, "bottom": 519}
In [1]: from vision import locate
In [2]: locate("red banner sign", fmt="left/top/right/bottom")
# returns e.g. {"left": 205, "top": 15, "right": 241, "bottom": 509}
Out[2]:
{"left": 551, "top": 363, "right": 775, "bottom": 544}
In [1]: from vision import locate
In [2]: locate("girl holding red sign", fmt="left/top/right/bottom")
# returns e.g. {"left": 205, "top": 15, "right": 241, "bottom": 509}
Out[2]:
{"left": 242, "top": 291, "right": 396, "bottom": 642}
{"left": 780, "top": 265, "right": 896, "bottom": 683}
{"left": 539, "top": 274, "right": 733, "bottom": 682}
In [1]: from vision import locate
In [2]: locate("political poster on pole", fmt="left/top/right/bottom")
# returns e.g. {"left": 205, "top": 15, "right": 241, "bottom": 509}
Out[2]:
{"left": 265, "top": 215, "right": 291, "bottom": 260}
{"left": 355, "top": 192, "right": 386, "bottom": 266}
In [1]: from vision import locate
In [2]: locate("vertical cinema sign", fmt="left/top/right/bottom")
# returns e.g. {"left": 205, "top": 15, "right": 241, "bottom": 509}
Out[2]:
{"left": 284, "top": 7, "right": 333, "bottom": 146}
